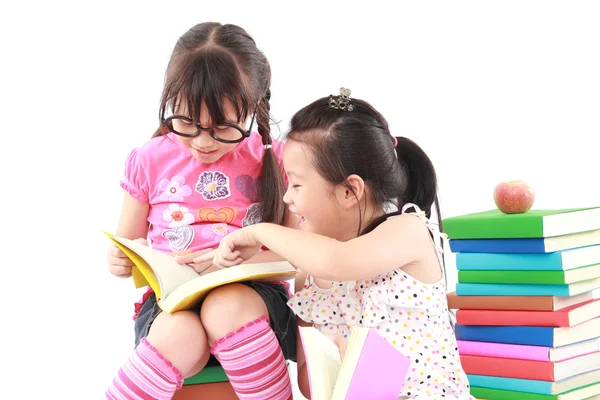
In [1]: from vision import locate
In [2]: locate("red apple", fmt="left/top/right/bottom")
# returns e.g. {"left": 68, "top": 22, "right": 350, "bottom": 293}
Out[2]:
{"left": 493, "top": 180, "right": 535, "bottom": 214}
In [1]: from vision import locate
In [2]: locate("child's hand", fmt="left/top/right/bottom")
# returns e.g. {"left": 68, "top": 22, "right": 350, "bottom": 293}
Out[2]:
{"left": 175, "top": 248, "right": 219, "bottom": 275}
{"left": 107, "top": 238, "right": 148, "bottom": 278}
{"left": 326, "top": 333, "right": 348, "bottom": 360}
{"left": 203, "top": 226, "right": 262, "bottom": 269}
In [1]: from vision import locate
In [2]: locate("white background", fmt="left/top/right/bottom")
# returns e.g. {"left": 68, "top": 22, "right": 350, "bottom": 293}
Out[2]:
{"left": 1, "top": 1, "right": 599, "bottom": 398}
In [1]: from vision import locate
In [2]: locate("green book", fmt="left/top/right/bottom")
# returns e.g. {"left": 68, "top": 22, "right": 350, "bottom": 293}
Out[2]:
{"left": 442, "top": 207, "right": 600, "bottom": 239}
{"left": 471, "top": 381, "right": 600, "bottom": 400}
{"left": 458, "top": 264, "right": 600, "bottom": 284}
{"left": 183, "top": 366, "right": 229, "bottom": 385}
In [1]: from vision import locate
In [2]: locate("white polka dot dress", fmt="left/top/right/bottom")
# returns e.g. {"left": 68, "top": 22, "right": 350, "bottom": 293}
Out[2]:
{"left": 289, "top": 204, "right": 473, "bottom": 399}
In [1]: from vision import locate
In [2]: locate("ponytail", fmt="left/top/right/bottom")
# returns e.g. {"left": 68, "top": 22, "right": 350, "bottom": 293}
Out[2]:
{"left": 256, "top": 90, "right": 286, "bottom": 225}
{"left": 394, "top": 137, "right": 437, "bottom": 219}
{"left": 394, "top": 136, "right": 448, "bottom": 297}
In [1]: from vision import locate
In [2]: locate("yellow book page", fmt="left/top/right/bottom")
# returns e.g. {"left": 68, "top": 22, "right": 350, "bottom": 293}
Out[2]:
{"left": 106, "top": 233, "right": 160, "bottom": 295}
{"left": 299, "top": 326, "right": 342, "bottom": 400}
{"left": 105, "top": 233, "right": 200, "bottom": 299}
{"left": 159, "top": 261, "right": 296, "bottom": 313}
{"left": 331, "top": 327, "right": 369, "bottom": 400}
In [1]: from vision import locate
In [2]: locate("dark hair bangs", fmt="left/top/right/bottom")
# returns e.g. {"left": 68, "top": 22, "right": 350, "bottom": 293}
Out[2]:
{"left": 159, "top": 49, "right": 253, "bottom": 125}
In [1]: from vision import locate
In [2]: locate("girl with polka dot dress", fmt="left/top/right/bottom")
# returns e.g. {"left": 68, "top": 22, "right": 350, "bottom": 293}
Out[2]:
{"left": 209, "top": 89, "right": 474, "bottom": 399}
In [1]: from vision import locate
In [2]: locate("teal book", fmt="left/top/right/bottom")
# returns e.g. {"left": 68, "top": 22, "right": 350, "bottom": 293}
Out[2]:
{"left": 467, "top": 369, "right": 600, "bottom": 395}
{"left": 456, "top": 245, "right": 600, "bottom": 271}
{"left": 458, "top": 264, "right": 600, "bottom": 284}
{"left": 470, "top": 381, "right": 600, "bottom": 399}
{"left": 455, "top": 277, "right": 600, "bottom": 296}
{"left": 442, "top": 207, "right": 600, "bottom": 239}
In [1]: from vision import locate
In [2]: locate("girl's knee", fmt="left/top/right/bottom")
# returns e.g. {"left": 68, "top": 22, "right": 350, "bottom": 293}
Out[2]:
{"left": 146, "top": 310, "right": 209, "bottom": 374}
{"left": 200, "top": 284, "right": 268, "bottom": 341}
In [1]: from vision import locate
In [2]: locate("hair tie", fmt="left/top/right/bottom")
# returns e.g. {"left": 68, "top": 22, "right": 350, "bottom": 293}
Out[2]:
{"left": 393, "top": 136, "right": 398, "bottom": 148}
{"left": 263, "top": 144, "right": 272, "bottom": 150}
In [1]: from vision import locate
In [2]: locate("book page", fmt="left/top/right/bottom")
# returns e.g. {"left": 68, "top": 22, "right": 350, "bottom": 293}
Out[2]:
{"left": 160, "top": 261, "right": 295, "bottom": 313}
{"left": 108, "top": 234, "right": 200, "bottom": 299}
{"left": 332, "top": 327, "right": 368, "bottom": 399}
{"left": 299, "top": 326, "right": 342, "bottom": 400}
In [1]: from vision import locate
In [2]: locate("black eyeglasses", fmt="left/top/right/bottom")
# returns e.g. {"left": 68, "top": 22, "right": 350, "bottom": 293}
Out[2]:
{"left": 162, "top": 113, "right": 256, "bottom": 144}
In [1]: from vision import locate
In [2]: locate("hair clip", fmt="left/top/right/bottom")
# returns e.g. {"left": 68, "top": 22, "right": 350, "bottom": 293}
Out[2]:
{"left": 329, "top": 87, "right": 354, "bottom": 111}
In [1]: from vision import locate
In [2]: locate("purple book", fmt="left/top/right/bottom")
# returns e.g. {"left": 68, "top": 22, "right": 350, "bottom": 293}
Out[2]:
{"left": 299, "top": 326, "right": 410, "bottom": 400}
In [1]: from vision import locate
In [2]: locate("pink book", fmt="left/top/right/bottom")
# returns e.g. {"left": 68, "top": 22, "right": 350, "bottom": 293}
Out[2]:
{"left": 299, "top": 326, "right": 411, "bottom": 400}
{"left": 457, "top": 338, "right": 600, "bottom": 362}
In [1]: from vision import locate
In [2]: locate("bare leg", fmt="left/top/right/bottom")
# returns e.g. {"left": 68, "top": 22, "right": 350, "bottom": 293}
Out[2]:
{"left": 201, "top": 284, "right": 292, "bottom": 400}
{"left": 106, "top": 310, "right": 210, "bottom": 399}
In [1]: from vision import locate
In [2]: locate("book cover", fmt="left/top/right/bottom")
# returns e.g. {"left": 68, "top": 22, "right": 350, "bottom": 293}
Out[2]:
{"left": 299, "top": 326, "right": 410, "bottom": 400}
{"left": 447, "top": 291, "right": 594, "bottom": 311}
{"left": 183, "top": 366, "right": 229, "bottom": 385}
{"left": 455, "top": 318, "right": 600, "bottom": 347}
{"left": 455, "top": 299, "right": 600, "bottom": 327}
{"left": 458, "top": 264, "right": 600, "bottom": 285}
{"left": 456, "top": 246, "right": 600, "bottom": 271}
{"left": 461, "top": 352, "right": 600, "bottom": 381}
{"left": 457, "top": 338, "right": 600, "bottom": 362}
{"left": 470, "top": 382, "right": 600, "bottom": 400}
{"left": 467, "top": 369, "right": 600, "bottom": 395}
{"left": 106, "top": 233, "right": 296, "bottom": 313}
{"left": 455, "top": 278, "right": 600, "bottom": 296}
{"left": 443, "top": 207, "right": 600, "bottom": 239}
{"left": 172, "top": 381, "right": 236, "bottom": 400}
{"left": 449, "top": 229, "right": 600, "bottom": 254}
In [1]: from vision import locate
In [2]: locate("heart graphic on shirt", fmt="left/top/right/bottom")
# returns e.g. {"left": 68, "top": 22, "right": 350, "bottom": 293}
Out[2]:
{"left": 235, "top": 175, "right": 259, "bottom": 202}
{"left": 197, "top": 207, "right": 237, "bottom": 224}
{"left": 161, "top": 225, "right": 195, "bottom": 253}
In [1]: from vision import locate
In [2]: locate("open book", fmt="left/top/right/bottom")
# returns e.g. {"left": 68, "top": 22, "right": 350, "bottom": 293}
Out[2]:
{"left": 299, "top": 326, "right": 410, "bottom": 400}
{"left": 105, "top": 233, "right": 296, "bottom": 313}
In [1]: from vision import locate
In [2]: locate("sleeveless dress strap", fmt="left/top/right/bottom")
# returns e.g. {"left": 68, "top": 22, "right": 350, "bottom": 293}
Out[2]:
{"left": 401, "top": 203, "right": 448, "bottom": 255}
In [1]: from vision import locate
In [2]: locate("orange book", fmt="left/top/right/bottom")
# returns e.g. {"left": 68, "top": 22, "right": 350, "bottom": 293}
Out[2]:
{"left": 446, "top": 291, "right": 593, "bottom": 311}
{"left": 173, "top": 382, "right": 236, "bottom": 400}
{"left": 456, "top": 299, "right": 600, "bottom": 327}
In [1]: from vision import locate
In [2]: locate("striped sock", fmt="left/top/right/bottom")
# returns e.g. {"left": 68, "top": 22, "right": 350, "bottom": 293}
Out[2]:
{"left": 106, "top": 338, "right": 183, "bottom": 399}
{"left": 211, "top": 316, "right": 292, "bottom": 400}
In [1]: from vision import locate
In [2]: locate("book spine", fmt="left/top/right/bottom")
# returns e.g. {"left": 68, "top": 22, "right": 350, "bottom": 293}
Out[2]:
{"left": 456, "top": 283, "right": 570, "bottom": 296}
{"left": 456, "top": 252, "right": 563, "bottom": 271}
{"left": 443, "top": 215, "right": 543, "bottom": 239}
{"left": 455, "top": 325, "right": 554, "bottom": 346}
{"left": 458, "top": 270, "right": 566, "bottom": 285}
{"left": 456, "top": 309, "right": 569, "bottom": 327}
{"left": 458, "top": 341, "right": 550, "bottom": 361}
{"left": 461, "top": 355, "right": 555, "bottom": 381}
{"left": 467, "top": 374, "right": 553, "bottom": 395}
{"left": 450, "top": 238, "right": 547, "bottom": 254}
{"left": 470, "top": 386, "right": 555, "bottom": 400}
{"left": 447, "top": 294, "right": 555, "bottom": 311}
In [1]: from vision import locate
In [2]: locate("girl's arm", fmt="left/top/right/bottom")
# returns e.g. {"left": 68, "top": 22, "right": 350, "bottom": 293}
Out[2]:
{"left": 293, "top": 270, "right": 312, "bottom": 399}
{"left": 107, "top": 192, "right": 150, "bottom": 277}
{"left": 235, "top": 207, "right": 302, "bottom": 264}
{"left": 248, "top": 214, "right": 432, "bottom": 282}
{"left": 115, "top": 191, "right": 150, "bottom": 239}
{"left": 296, "top": 317, "right": 312, "bottom": 399}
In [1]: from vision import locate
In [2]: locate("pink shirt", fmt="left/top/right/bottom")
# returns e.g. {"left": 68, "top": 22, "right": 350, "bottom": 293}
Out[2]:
{"left": 121, "top": 132, "right": 284, "bottom": 255}
{"left": 120, "top": 132, "right": 285, "bottom": 316}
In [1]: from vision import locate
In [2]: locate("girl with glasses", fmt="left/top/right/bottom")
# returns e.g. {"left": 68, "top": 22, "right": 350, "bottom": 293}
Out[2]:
{"left": 106, "top": 22, "right": 295, "bottom": 400}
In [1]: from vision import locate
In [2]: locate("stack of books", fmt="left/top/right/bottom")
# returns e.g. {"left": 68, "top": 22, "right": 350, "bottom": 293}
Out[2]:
{"left": 443, "top": 207, "right": 600, "bottom": 400}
